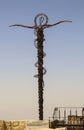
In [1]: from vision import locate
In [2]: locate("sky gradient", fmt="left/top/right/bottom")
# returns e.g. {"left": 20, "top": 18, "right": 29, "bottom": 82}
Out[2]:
{"left": 0, "top": 0, "right": 84, "bottom": 120}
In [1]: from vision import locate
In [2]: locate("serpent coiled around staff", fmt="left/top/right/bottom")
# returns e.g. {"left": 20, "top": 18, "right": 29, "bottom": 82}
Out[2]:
{"left": 34, "top": 14, "right": 47, "bottom": 86}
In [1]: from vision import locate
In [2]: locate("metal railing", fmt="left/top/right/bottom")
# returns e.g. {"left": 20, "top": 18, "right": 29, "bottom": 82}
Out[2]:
{"left": 49, "top": 107, "right": 84, "bottom": 130}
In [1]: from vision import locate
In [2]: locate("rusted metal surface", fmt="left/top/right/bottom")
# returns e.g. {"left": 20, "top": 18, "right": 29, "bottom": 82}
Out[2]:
{"left": 10, "top": 13, "right": 72, "bottom": 120}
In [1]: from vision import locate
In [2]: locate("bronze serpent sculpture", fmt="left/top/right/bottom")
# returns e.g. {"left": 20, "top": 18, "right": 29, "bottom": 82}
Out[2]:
{"left": 10, "top": 13, "right": 72, "bottom": 120}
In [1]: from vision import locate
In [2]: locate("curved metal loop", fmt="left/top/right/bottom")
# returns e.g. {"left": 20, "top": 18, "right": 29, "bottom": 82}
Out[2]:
{"left": 34, "top": 13, "right": 48, "bottom": 27}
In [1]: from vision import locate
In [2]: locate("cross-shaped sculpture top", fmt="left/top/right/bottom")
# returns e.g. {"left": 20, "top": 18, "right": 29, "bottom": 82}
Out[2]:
{"left": 10, "top": 13, "right": 72, "bottom": 30}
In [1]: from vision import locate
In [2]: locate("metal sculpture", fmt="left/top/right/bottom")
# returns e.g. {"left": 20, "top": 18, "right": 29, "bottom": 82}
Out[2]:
{"left": 10, "top": 13, "right": 72, "bottom": 120}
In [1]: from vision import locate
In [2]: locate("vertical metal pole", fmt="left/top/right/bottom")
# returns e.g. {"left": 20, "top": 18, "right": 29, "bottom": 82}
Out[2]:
{"left": 34, "top": 14, "right": 48, "bottom": 120}
{"left": 37, "top": 28, "right": 44, "bottom": 120}
{"left": 64, "top": 109, "right": 66, "bottom": 120}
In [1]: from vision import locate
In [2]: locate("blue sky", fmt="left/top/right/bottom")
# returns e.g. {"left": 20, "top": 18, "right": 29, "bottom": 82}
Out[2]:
{"left": 0, "top": 0, "right": 84, "bottom": 120}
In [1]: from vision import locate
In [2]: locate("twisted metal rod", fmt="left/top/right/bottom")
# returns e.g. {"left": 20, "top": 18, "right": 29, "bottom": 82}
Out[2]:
{"left": 9, "top": 13, "right": 72, "bottom": 120}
